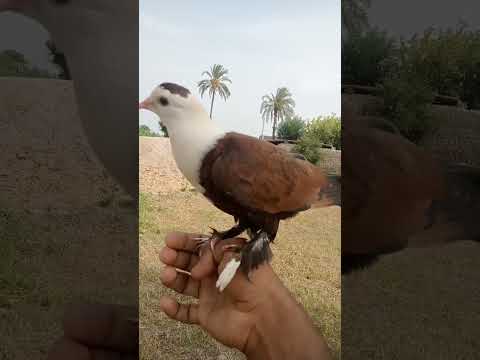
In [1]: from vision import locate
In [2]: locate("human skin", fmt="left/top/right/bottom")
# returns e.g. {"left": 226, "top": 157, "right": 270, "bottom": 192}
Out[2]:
{"left": 46, "top": 303, "right": 138, "bottom": 360}
{"left": 47, "top": 232, "right": 331, "bottom": 360}
{"left": 159, "top": 232, "right": 332, "bottom": 360}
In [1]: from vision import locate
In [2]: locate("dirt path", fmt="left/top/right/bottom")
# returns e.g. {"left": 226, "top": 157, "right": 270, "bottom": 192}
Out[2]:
{"left": 139, "top": 136, "right": 192, "bottom": 194}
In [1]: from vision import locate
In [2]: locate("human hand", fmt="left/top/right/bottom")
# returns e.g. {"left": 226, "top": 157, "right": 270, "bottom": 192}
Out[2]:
{"left": 47, "top": 303, "right": 138, "bottom": 360}
{"left": 159, "top": 232, "right": 332, "bottom": 360}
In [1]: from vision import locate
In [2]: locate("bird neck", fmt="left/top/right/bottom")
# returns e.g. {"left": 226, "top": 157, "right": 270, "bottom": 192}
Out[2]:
{"left": 165, "top": 113, "right": 225, "bottom": 192}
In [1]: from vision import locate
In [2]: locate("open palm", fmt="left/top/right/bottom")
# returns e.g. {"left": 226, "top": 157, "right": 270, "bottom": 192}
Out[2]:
{"left": 159, "top": 232, "right": 276, "bottom": 352}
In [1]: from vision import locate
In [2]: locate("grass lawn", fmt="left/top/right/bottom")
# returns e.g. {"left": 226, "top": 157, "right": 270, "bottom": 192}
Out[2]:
{"left": 0, "top": 202, "right": 137, "bottom": 359}
{"left": 139, "top": 191, "right": 341, "bottom": 360}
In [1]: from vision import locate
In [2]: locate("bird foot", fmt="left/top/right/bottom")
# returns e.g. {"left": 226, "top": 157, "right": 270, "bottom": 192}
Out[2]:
{"left": 208, "top": 227, "right": 225, "bottom": 240}
{"left": 175, "top": 268, "right": 192, "bottom": 276}
{"left": 192, "top": 235, "right": 210, "bottom": 252}
{"left": 222, "top": 244, "right": 242, "bottom": 253}
{"left": 192, "top": 234, "right": 219, "bottom": 260}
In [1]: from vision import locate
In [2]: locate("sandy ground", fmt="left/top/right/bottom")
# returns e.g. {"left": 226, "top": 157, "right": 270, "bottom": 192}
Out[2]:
{"left": 139, "top": 136, "right": 193, "bottom": 194}
{"left": 342, "top": 242, "right": 480, "bottom": 359}
{"left": 1, "top": 79, "right": 137, "bottom": 359}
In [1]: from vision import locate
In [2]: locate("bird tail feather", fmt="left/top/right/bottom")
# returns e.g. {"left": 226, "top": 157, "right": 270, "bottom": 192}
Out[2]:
{"left": 313, "top": 175, "right": 341, "bottom": 208}
{"left": 429, "top": 163, "right": 480, "bottom": 239}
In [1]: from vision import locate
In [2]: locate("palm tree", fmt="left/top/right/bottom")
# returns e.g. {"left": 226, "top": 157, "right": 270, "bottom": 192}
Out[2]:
{"left": 197, "top": 64, "right": 232, "bottom": 119}
{"left": 260, "top": 87, "right": 295, "bottom": 140}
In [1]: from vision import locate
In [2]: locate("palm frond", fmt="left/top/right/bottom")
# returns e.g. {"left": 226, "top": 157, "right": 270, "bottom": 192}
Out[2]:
{"left": 197, "top": 64, "right": 232, "bottom": 118}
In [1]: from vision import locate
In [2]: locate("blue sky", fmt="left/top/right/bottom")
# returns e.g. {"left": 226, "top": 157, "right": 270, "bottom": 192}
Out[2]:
{"left": 139, "top": 0, "right": 341, "bottom": 136}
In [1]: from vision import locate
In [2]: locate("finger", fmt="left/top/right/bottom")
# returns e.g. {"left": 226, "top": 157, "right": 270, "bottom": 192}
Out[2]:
{"left": 191, "top": 244, "right": 216, "bottom": 280}
{"left": 165, "top": 232, "right": 205, "bottom": 253}
{"left": 159, "top": 246, "right": 199, "bottom": 270}
{"left": 160, "top": 266, "right": 200, "bottom": 298}
{"left": 47, "top": 338, "right": 89, "bottom": 360}
{"left": 47, "top": 337, "right": 138, "bottom": 360}
{"left": 62, "top": 303, "right": 138, "bottom": 352}
{"left": 159, "top": 296, "right": 198, "bottom": 325}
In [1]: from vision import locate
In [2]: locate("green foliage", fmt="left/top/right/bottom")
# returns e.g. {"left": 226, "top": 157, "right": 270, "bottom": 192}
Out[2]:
{"left": 382, "top": 39, "right": 435, "bottom": 143}
{"left": 260, "top": 87, "right": 296, "bottom": 139}
{"left": 405, "top": 25, "right": 480, "bottom": 110}
{"left": 277, "top": 116, "right": 305, "bottom": 140}
{"left": 159, "top": 122, "right": 169, "bottom": 137}
{"left": 294, "top": 135, "right": 321, "bottom": 164}
{"left": 343, "top": 23, "right": 480, "bottom": 143}
{"left": 342, "top": 28, "right": 395, "bottom": 86}
{"left": 381, "top": 24, "right": 480, "bottom": 142}
{"left": 0, "top": 49, "right": 53, "bottom": 78}
{"left": 139, "top": 125, "right": 160, "bottom": 137}
{"left": 294, "top": 114, "right": 341, "bottom": 164}
{"left": 342, "top": 0, "right": 371, "bottom": 37}
{"left": 198, "top": 64, "right": 232, "bottom": 119}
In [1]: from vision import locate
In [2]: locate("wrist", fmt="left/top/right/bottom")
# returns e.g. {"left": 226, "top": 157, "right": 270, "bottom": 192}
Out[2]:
{"left": 244, "top": 275, "right": 331, "bottom": 360}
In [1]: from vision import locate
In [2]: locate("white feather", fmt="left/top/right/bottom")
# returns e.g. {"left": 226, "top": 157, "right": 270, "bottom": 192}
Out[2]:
{"left": 168, "top": 117, "right": 225, "bottom": 193}
{"left": 144, "top": 87, "right": 225, "bottom": 193}
{"left": 216, "top": 258, "right": 241, "bottom": 292}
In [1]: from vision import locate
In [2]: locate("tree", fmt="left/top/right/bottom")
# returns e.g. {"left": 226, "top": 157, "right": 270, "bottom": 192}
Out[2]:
{"left": 260, "top": 87, "right": 295, "bottom": 140}
{"left": 277, "top": 115, "right": 305, "bottom": 140}
{"left": 341, "top": 0, "right": 371, "bottom": 38}
{"left": 197, "top": 64, "right": 232, "bottom": 119}
{"left": 0, "top": 49, "right": 52, "bottom": 78}
{"left": 159, "top": 121, "right": 169, "bottom": 137}
{"left": 294, "top": 114, "right": 341, "bottom": 164}
{"left": 342, "top": 28, "right": 395, "bottom": 86}
{"left": 139, "top": 125, "right": 160, "bottom": 137}
{"left": 46, "top": 40, "right": 71, "bottom": 80}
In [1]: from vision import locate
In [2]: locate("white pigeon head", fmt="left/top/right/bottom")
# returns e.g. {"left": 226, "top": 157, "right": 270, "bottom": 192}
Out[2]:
{"left": 139, "top": 83, "right": 208, "bottom": 127}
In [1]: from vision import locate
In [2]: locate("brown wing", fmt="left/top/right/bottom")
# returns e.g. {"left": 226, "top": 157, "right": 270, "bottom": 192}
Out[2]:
{"left": 208, "top": 133, "right": 329, "bottom": 214}
{"left": 342, "top": 120, "right": 446, "bottom": 254}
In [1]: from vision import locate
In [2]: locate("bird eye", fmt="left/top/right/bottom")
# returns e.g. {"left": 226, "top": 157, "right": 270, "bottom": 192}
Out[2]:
{"left": 159, "top": 97, "right": 169, "bottom": 106}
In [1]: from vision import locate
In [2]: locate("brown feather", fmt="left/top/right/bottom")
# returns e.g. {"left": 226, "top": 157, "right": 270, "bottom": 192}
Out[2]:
{"left": 201, "top": 132, "right": 330, "bottom": 217}
{"left": 341, "top": 110, "right": 447, "bottom": 256}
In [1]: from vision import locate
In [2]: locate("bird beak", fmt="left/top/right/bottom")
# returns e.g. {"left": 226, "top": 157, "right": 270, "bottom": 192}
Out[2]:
{"left": 139, "top": 98, "right": 152, "bottom": 110}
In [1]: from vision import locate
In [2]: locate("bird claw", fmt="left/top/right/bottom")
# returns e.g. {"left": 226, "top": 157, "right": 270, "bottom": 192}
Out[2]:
{"left": 222, "top": 244, "right": 242, "bottom": 253}
{"left": 175, "top": 268, "right": 192, "bottom": 276}
{"left": 208, "top": 227, "right": 223, "bottom": 240}
{"left": 193, "top": 235, "right": 211, "bottom": 254}
{"left": 192, "top": 234, "right": 219, "bottom": 260}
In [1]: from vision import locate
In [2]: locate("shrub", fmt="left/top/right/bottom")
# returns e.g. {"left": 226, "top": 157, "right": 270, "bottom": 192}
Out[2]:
{"left": 342, "top": 28, "right": 395, "bottom": 86}
{"left": 277, "top": 116, "right": 305, "bottom": 140}
{"left": 382, "top": 41, "right": 435, "bottom": 144}
{"left": 380, "top": 25, "right": 480, "bottom": 142}
{"left": 159, "top": 122, "right": 169, "bottom": 137}
{"left": 0, "top": 49, "right": 53, "bottom": 78}
{"left": 294, "top": 114, "right": 341, "bottom": 164}
{"left": 139, "top": 125, "right": 160, "bottom": 137}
